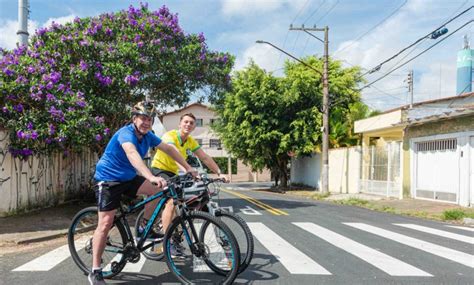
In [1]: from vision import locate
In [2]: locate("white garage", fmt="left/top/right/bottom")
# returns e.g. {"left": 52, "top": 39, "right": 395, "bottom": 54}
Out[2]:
{"left": 410, "top": 131, "right": 474, "bottom": 206}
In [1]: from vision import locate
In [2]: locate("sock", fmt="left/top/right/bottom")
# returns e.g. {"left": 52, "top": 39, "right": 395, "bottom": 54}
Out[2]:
{"left": 92, "top": 267, "right": 102, "bottom": 272}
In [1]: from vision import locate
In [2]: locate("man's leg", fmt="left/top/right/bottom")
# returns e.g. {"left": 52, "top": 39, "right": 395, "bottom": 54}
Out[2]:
{"left": 136, "top": 180, "right": 161, "bottom": 221}
{"left": 92, "top": 209, "right": 116, "bottom": 268}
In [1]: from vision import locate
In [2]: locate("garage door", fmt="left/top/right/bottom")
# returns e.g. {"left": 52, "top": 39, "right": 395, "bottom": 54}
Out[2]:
{"left": 470, "top": 136, "right": 474, "bottom": 206}
{"left": 414, "top": 138, "right": 459, "bottom": 203}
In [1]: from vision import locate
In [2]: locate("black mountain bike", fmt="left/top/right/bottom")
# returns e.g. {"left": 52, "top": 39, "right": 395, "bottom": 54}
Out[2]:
{"left": 135, "top": 175, "right": 254, "bottom": 275}
{"left": 68, "top": 174, "right": 241, "bottom": 284}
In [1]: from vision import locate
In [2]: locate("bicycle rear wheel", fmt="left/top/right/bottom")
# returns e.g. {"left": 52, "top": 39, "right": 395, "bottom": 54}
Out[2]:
{"left": 134, "top": 209, "right": 165, "bottom": 260}
{"left": 163, "top": 211, "right": 240, "bottom": 284}
{"left": 68, "top": 206, "right": 127, "bottom": 278}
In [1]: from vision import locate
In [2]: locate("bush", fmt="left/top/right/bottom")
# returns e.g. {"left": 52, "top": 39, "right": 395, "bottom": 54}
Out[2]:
{"left": 442, "top": 209, "right": 466, "bottom": 220}
{"left": 0, "top": 3, "right": 233, "bottom": 159}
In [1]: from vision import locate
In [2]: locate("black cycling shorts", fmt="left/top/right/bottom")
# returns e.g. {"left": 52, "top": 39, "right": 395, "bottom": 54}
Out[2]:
{"left": 94, "top": 176, "right": 146, "bottom": 212}
{"left": 151, "top": 168, "right": 176, "bottom": 179}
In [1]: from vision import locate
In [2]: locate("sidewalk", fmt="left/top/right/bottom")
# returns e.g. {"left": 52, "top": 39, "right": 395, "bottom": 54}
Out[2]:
{"left": 1, "top": 190, "right": 473, "bottom": 247}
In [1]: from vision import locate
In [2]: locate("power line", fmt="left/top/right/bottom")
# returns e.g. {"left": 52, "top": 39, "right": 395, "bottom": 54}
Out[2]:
{"left": 361, "top": 20, "right": 474, "bottom": 90}
{"left": 363, "top": 5, "right": 473, "bottom": 76}
{"left": 334, "top": 0, "right": 407, "bottom": 56}
{"left": 315, "top": 0, "right": 340, "bottom": 25}
{"left": 303, "top": 0, "right": 326, "bottom": 25}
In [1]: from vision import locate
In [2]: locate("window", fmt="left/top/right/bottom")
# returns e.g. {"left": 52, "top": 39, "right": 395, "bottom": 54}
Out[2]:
{"left": 210, "top": 139, "right": 221, "bottom": 149}
{"left": 210, "top": 118, "right": 220, "bottom": 126}
{"left": 195, "top": 139, "right": 203, "bottom": 145}
{"left": 195, "top": 119, "right": 203, "bottom": 127}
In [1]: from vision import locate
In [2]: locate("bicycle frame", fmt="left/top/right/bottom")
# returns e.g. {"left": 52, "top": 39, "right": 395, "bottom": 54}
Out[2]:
{"left": 113, "top": 181, "right": 201, "bottom": 255}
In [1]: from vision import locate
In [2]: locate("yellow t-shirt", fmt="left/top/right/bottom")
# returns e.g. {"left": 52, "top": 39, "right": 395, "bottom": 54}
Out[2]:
{"left": 151, "top": 129, "right": 201, "bottom": 174}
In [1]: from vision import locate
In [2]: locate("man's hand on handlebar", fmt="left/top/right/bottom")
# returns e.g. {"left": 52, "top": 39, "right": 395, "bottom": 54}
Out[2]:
{"left": 150, "top": 175, "right": 167, "bottom": 188}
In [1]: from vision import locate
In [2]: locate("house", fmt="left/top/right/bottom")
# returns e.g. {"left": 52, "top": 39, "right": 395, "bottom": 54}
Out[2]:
{"left": 157, "top": 103, "right": 271, "bottom": 182}
{"left": 354, "top": 92, "right": 474, "bottom": 206}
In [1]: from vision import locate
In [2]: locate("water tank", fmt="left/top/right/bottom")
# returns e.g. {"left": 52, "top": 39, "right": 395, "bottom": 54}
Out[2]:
{"left": 456, "top": 37, "right": 473, "bottom": 95}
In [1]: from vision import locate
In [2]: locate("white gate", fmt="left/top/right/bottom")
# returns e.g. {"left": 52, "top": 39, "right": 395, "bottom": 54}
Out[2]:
{"left": 360, "top": 141, "right": 401, "bottom": 197}
{"left": 470, "top": 136, "right": 474, "bottom": 206}
{"left": 412, "top": 138, "right": 459, "bottom": 203}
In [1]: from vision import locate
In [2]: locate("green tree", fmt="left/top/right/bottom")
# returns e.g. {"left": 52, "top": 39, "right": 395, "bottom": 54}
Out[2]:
{"left": 215, "top": 57, "right": 366, "bottom": 188}
{"left": 0, "top": 3, "right": 232, "bottom": 159}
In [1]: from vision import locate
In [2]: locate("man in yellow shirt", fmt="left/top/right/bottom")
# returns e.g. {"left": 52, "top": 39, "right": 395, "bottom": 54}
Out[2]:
{"left": 151, "top": 113, "right": 228, "bottom": 181}
{"left": 149, "top": 113, "right": 228, "bottom": 257}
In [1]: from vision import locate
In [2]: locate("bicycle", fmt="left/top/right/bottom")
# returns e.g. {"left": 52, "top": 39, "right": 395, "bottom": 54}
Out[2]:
{"left": 68, "top": 173, "right": 241, "bottom": 284}
{"left": 135, "top": 174, "right": 254, "bottom": 275}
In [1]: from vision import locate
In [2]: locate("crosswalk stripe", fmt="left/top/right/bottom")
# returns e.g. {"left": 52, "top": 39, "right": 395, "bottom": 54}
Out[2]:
{"left": 445, "top": 225, "right": 474, "bottom": 232}
{"left": 12, "top": 237, "right": 88, "bottom": 271}
{"left": 394, "top": 224, "right": 474, "bottom": 244}
{"left": 293, "top": 222, "right": 431, "bottom": 276}
{"left": 345, "top": 223, "right": 474, "bottom": 268}
{"left": 247, "top": 222, "right": 331, "bottom": 275}
{"left": 122, "top": 253, "right": 146, "bottom": 272}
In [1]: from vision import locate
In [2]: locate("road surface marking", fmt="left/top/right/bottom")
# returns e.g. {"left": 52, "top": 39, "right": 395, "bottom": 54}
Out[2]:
{"left": 13, "top": 237, "right": 88, "bottom": 271}
{"left": 247, "top": 222, "right": 331, "bottom": 275}
{"left": 345, "top": 223, "right": 474, "bottom": 268}
{"left": 394, "top": 224, "right": 474, "bottom": 244}
{"left": 240, "top": 205, "right": 262, "bottom": 215}
{"left": 222, "top": 189, "right": 288, "bottom": 216}
{"left": 293, "top": 222, "right": 431, "bottom": 276}
{"left": 445, "top": 225, "right": 474, "bottom": 232}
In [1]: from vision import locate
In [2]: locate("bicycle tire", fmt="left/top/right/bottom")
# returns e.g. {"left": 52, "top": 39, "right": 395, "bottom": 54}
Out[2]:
{"left": 68, "top": 206, "right": 127, "bottom": 278}
{"left": 134, "top": 209, "right": 165, "bottom": 261}
{"left": 211, "top": 210, "right": 254, "bottom": 274}
{"left": 163, "top": 211, "right": 240, "bottom": 284}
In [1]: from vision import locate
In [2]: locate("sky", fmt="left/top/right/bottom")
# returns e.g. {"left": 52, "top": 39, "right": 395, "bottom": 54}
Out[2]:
{"left": 0, "top": 0, "right": 473, "bottom": 111}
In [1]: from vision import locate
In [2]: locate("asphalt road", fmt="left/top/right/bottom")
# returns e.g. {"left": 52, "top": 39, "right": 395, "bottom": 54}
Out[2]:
{"left": 1, "top": 186, "right": 473, "bottom": 285}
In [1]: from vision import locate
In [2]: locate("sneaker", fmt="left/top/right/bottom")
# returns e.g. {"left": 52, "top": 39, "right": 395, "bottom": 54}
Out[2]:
{"left": 88, "top": 269, "right": 106, "bottom": 285}
{"left": 170, "top": 243, "right": 185, "bottom": 259}
{"left": 137, "top": 225, "right": 164, "bottom": 241}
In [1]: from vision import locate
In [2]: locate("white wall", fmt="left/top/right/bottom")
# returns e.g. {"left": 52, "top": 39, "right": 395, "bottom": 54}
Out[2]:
{"left": 291, "top": 147, "right": 361, "bottom": 193}
{"left": 291, "top": 153, "right": 321, "bottom": 189}
{"left": 0, "top": 130, "right": 97, "bottom": 216}
{"left": 329, "top": 147, "right": 361, "bottom": 194}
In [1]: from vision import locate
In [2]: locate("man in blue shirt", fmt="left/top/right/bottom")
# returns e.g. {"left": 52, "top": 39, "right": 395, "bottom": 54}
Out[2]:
{"left": 89, "top": 101, "right": 195, "bottom": 285}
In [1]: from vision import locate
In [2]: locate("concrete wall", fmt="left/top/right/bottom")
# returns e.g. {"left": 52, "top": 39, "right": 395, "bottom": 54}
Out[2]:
{"left": 0, "top": 130, "right": 97, "bottom": 216}
{"left": 291, "top": 147, "right": 362, "bottom": 193}
{"left": 291, "top": 153, "right": 321, "bottom": 189}
{"left": 329, "top": 147, "right": 361, "bottom": 194}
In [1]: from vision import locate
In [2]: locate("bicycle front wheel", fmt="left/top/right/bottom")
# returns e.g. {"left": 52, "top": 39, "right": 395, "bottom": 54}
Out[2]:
{"left": 209, "top": 210, "right": 254, "bottom": 274}
{"left": 163, "top": 211, "right": 240, "bottom": 284}
{"left": 68, "top": 206, "right": 127, "bottom": 278}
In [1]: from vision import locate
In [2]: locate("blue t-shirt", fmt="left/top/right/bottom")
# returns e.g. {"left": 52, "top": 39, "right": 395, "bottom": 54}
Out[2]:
{"left": 94, "top": 124, "right": 162, "bottom": 182}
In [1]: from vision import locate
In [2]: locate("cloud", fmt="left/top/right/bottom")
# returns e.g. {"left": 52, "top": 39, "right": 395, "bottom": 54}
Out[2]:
{"left": 0, "top": 14, "right": 75, "bottom": 51}
{"left": 0, "top": 19, "right": 39, "bottom": 50}
{"left": 220, "top": 0, "right": 306, "bottom": 16}
{"left": 234, "top": 43, "right": 282, "bottom": 72}
{"left": 43, "top": 14, "right": 76, "bottom": 28}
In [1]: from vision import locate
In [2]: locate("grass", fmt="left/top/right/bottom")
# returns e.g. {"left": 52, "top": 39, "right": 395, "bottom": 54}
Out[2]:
{"left": 442, "top": 209, "right": 474, "bottom": 221}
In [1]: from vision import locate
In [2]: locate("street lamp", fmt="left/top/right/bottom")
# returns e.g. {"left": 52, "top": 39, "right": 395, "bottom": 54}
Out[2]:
{"left": 255, "top": 41, "right": 323, "bottom": 76}
{"left": 256, "top": 39, "right": 330, "bottom": 193}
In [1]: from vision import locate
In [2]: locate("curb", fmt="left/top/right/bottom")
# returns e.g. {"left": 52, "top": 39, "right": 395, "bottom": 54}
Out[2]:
{"left": 15, "top": 229, "right": 69, "bottom": 245}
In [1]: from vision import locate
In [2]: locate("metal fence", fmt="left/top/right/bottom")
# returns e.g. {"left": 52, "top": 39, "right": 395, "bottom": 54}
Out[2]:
{"left": 360, "top": 141, "right": 401, "bottom": 197}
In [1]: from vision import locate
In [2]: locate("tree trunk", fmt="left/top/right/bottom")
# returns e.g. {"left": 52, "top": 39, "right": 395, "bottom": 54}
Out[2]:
{"left": 277, "top": 157, "right": 288, "bottom": 188}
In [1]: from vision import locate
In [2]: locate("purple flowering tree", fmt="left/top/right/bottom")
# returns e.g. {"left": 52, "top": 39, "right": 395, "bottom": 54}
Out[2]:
{"left": 0, "top": 3, "right": 233, "bottom": 159}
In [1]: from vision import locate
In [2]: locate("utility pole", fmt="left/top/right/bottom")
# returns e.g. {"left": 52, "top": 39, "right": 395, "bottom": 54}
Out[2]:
{"left": 290, "top": 24, "right": 330, "bottom": 193}
{"left": 17, "top": 0, "right": 29, "bottom": 46}
{"left": 407, "top": 70, "right": 414, "bottom": 108}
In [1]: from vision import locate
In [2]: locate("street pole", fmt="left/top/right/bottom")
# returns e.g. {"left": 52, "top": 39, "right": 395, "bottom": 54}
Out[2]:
{"left": 289, "top": 25, "right": 330, "bottom": 193}
{"left": 17, "top": 0, "right": 29, "bottom": 46}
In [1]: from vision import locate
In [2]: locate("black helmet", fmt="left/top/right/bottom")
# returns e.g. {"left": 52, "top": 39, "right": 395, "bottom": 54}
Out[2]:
{"left": 132, "top": 101, "right": 156, "bottom": 118}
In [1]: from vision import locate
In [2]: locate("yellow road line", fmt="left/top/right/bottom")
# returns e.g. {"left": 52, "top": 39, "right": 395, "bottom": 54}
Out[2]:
{"left": 222, "top": 188, "right": 289, "bottom": 216}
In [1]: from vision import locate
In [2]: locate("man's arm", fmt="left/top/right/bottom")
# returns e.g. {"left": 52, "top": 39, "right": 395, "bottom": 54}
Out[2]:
{"left": 194, "top": 148, "right": 229, "bottom": 181}
{"left": 122, "top": 142, "right": 166, "bottom": 186}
